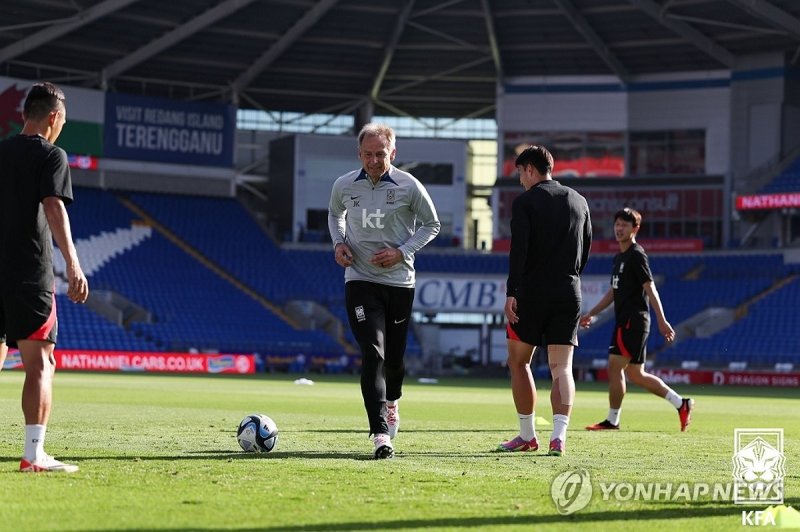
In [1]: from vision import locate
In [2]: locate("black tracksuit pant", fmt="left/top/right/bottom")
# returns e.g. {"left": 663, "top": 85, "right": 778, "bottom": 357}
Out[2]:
{"left": 345, "top": 280, "right": 414, "bottom": 436}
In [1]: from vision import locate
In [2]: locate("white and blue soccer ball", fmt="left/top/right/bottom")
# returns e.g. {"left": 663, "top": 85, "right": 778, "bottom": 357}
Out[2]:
{"left": 237, "top": 414, "right": 279, "bottom": 453}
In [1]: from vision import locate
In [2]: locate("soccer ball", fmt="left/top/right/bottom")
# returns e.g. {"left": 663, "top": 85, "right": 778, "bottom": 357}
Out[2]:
{"left": 236, "top": 414, "right": 279, "bottom": 453}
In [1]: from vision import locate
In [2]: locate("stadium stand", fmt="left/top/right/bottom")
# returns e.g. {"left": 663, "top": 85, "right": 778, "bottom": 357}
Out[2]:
{"left": 55, "top": 293, "right": 158, "bottom": 352}
{"left": 54, "top": 188, "right": 160, "bottom": 351}
{"left": 54, "top": 187, "right": 800, "bottom": 371}
{"left": 58, "top": 188, "right": 341, "bottom": 357}
{"left": 415, "top": 251, "right": 508, "bottom": 274}
{"left": 760, "top": 156, "right": 800, "bottom": 194}
{"left": 578, "top": 252, "right": 799, "bottom": 369}
{"left": 94, "top": 232, "right": 339, "bottom": 355}
{"left": 657, "top": 276, "right": 800, "bottom": 369}
{"left": 125, "top": 191, "right": 428, "bottom": 359}
{"left": 125, "top": 192, "right": 316, "bottom": 304}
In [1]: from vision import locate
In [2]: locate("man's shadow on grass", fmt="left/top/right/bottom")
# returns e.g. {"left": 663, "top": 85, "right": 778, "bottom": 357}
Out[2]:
{"left": 0, "top": 451, "right": 415, "bottom": 462}
{"left": 1, "top": 447, "right": 564, "bottom": 463}
{"left": 210, "top": 498, "right": 800, "bottom": 531}
{"left": 301, "top": 428, "right": 504, "bottom": 433}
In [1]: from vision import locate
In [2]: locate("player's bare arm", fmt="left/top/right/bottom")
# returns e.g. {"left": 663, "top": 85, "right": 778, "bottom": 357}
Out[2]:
{"left": 42, "top": 196, "right": 88, "bottom": 304}
{"left": 580, "top": 288, "right": 614, "bottom": 328}
{"left": 643, "top": 281, "right": 675, "bottom": 342}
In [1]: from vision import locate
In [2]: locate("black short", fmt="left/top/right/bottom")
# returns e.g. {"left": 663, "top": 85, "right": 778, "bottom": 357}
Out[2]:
{"left": 506, "top": 296, "right": 580, "bottom": 347}
{"left": 0, "top": 291, "right": 58, "bottom": 348}
{"left": 609, "top": 323, "right": 649, "bottom": 364}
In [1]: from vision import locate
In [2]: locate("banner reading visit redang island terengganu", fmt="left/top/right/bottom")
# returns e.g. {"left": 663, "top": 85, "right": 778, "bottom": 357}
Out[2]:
{"left": 104, "top": 92, "right": 236, "bottom": 167}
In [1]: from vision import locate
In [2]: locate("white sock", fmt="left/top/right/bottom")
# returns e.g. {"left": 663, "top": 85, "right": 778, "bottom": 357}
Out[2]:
{"left": 608, "top": 408, "right": 621, "bottom": 426}
{"left": 518, "top": 412, "right": 536, "bottom": 441}
{"left": 373, "top": 433, "right": 392, "bottom": 448}
{"left": 664, "top": 389, "right": 683, "bottom": 409}
{"left": 552, "top": 414, "right": 570, "bottom": 442}
{"left": 387, "top": 400, "right": 397, "bottom": 408}
{"left": 24, "top": 424, "right": 46, "bottom": 461}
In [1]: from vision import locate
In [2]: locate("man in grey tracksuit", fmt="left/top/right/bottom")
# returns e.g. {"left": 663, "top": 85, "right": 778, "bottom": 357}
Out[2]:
{"left": 328, "top": 123, "right": 440, "bottom": 459}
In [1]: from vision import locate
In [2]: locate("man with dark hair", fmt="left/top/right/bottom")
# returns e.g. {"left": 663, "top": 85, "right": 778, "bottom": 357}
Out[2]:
{"left": 497, "top": 145, "right": 592, "bottom": 456}
{"left": 580, "top": 208, "right": 693, "bottom": 432}
{"left": 328, "top": 123, "right": 440, "bottom": 459}
{"left": 0, "top": 82, "right": 89, "bottom": 472}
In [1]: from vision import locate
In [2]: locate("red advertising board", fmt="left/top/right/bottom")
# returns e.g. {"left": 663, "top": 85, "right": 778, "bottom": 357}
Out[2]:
{"left": 736, "top": 192, "right": 800, "bottom": 211}
{"left": 594, "top": 368, "right": 799, "bottom": 387}
{"left": 494, "top": 238, "right": 704, "bottom": 253}
{"left": 497, "top": 188, "right": 722, "bottom": 226}
{"left": 3, "top": 350, "right": 255, "bottom": 374}
{"left": 591, "top": 238, "right": 704, "bottom": 253}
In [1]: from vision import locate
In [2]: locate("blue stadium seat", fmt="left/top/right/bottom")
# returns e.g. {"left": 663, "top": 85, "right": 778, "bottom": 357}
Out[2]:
{"left": 62, "top": 187, "right": 799, "bottom": 370}
{"left": 759, "top": 156, "right": 800, "bottom": 193}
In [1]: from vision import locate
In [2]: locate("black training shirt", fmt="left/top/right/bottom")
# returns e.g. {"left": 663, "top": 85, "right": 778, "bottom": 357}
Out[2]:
{"left": 0, "top": 134, "right": 73, "bottom": 292}
{"left": 611, "top": 242, "right": 653, "bottom": 330}
{"left": 506, "top": 180, "right": 592, "bottom": 301}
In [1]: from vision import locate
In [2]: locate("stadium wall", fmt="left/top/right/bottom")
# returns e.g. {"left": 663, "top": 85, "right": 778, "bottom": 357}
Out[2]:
{"left": 499, "top": 56, "right": 795, "bottom": 182}
{"left": 626, "top": 71, "right": 730, "bottom": 176}
{"left": 729, "top": 53, "right": 786, "bottom": 179}
{"left": 500, "top": 75, "right": 628, "bottom": 132}
{"left": 499, "top": 71, "right": 733, "bottom": 177}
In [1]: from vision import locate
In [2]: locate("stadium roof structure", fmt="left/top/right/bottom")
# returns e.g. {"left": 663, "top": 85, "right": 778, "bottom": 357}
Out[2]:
{"left": 1, "top": 0, "right": 800, "bottom": 121}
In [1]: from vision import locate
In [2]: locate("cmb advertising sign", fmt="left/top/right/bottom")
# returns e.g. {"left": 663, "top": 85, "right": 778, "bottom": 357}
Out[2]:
{"left": 413, "top": 274, "right": 608, "bottom": 313}
{"left": 104, "top": 92, "right": 235, "bottom": 167}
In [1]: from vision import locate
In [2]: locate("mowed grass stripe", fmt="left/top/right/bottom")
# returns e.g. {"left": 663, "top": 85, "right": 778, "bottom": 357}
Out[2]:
{"left": 0, "top": 371, "right": 796, "bottom": 531}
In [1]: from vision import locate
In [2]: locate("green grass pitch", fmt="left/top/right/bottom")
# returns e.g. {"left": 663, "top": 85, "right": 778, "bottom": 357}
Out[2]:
{"left": 0, "top": 371, "right": 796, "bottom": 531}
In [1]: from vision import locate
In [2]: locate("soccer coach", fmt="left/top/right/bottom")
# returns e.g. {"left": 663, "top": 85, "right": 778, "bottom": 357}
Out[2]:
{"left": 328, "top": 123, "right": 440, "bottom": 459}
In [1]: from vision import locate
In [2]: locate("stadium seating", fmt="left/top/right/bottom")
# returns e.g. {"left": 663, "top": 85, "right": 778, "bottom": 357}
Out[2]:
{"left": 56, "top": 293, "right": 158, "bottom": 351}
{"left": 126, "top": 192, "right": 434, "bottom": 358}
{"left": 59, "top": 188, "right": 340, "bottom": 357}
{"left": 760, "top": 156, "right": 800, "bottom": 193}
{"left": 415, "top": 251, "right": 508, "bottom": 274}
{"left": 577, "top": 252, "right": 798, "bottom": 368}
{"left": 92, "top": 232, "right": 339, "bottom": 355}
{"left": 57, "top": 187, "right": 800, "bottom": 371}
{"left": 56, "top": 188, "right": 160, "bottom": 351}
{"left": 126, "top": 192, "right": 319, "bottom": 304}
{"left": 656, "top": 276, "right": 800, "bottom": 368}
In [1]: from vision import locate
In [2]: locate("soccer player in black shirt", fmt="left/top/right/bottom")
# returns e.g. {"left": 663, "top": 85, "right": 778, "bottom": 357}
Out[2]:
{"left": 0, "top": 82, "right": 89, "bottom": 472}
{"left": 580, "top": 208, "right": 693, "bottom": 432}
{"left": 497, "top": 146, "right": 591, "bottom": 456}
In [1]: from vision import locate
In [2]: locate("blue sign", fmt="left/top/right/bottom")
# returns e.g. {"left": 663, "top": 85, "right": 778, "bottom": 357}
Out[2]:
{"left": 104, "top": 92, "right": 235, "bottom": 167}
